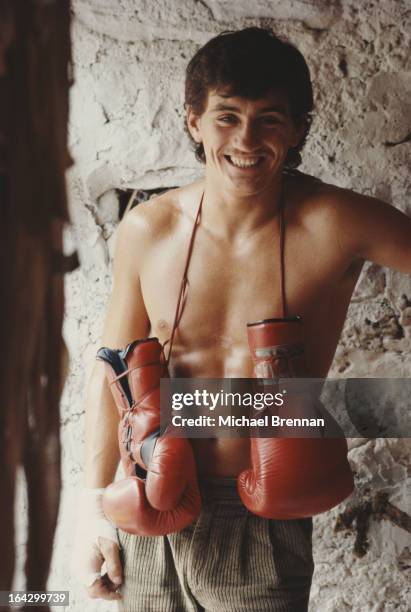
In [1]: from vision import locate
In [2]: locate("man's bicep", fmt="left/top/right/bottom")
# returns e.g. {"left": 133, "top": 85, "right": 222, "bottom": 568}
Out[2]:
{"left": 101, "top": 212, "right": 151, "bottom": 347}
{"left": 359, "top": 198, "right": 411, "bottom": 274}
{"left": 341, "top": 194, "right": 411, "bottom": 275}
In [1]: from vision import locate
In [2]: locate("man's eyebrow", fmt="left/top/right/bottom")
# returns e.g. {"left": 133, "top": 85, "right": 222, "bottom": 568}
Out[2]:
{"left": 258, "top": 105, "right": 288, "bottom": 115}
{"left": 210, "top": 103, "right": 241, "bottom": 112}
{"left": 210, "top": 102, "right": 288, "bottom": 115}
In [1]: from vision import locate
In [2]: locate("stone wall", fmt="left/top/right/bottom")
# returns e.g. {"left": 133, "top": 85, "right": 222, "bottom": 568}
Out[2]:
{"left": 43, "top": 1, "right": 411, "bottom": 610}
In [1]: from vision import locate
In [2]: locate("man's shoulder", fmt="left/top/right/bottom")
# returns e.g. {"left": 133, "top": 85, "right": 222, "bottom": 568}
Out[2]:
{"left": 285, "top": 175, "right": 385, "bottom": 268}
{"left": 120, "top": 181, "right": 204, "bottom": 243}
{"left": 290, "top": 171, "right": 382, "bottom": 228}
{"left": 291, "top": 173, "right": 405, "bottom": 268}
{"left": 289, "top": 170, "right": 355, "bottom": 206}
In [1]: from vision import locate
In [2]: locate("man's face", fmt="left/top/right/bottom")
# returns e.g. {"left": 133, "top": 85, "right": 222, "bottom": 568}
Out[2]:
{"left": 187, "top": 89, "right": 304, "bottom": 197}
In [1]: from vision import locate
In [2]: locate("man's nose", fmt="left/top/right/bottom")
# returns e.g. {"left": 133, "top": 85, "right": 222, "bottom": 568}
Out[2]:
{"left": 235, "top": 120, "right": 260, "bottom": 151}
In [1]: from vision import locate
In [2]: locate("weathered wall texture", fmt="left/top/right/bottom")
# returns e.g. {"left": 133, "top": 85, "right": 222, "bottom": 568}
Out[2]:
{"left": 46, "top": 1, "right": 411, "bottom": 610}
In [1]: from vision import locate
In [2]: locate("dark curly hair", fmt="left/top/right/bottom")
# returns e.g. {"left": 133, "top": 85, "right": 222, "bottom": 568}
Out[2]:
{"left": 185, "top": 27, "right": 314, "bottom": 169}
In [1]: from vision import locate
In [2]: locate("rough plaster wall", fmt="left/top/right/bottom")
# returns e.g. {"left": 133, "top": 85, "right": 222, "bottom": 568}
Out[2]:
{"left": 42, "top": 1, "right": 411, "bottom": 610}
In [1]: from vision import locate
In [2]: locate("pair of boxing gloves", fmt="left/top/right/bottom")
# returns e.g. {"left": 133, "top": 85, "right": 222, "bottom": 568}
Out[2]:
{"left": 97, "top": 316, "right": 354, "bottom": 536}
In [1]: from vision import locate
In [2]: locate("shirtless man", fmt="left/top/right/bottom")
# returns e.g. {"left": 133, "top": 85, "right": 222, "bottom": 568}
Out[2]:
{"left": 75, "top": 28, "right": 411, "bottom": 611}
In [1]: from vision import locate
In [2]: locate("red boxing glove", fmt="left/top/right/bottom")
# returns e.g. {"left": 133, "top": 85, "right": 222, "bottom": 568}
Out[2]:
{"left": 237, "top": 317, "right": 354, "bottom": 519}
{"left": 97, "top": 338, "right": 201, "bottom": 535}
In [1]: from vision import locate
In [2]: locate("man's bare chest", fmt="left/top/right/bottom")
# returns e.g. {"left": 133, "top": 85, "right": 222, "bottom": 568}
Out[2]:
{"left": 140, "top": 221, "right": 358, "bottom": 354}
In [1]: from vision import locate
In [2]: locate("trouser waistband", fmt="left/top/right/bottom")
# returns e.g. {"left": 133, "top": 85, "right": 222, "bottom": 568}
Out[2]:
{"left": 198, "top": 477, "right": 241, "bottom": 503}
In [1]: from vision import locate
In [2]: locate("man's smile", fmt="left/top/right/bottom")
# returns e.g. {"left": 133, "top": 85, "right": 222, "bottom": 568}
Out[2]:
{"left": 223, "top": 154, "right": 265, "bottom": 169}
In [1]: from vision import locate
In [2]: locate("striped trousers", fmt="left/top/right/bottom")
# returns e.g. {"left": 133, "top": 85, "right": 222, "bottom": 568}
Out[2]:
{"left": 117, "top": 478, "right": 314, "bottom": 611}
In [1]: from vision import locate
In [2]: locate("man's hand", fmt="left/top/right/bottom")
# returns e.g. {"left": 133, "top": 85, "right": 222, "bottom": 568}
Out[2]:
{"left": 71, "top": 488, "right": 123, "bottom": 600}
{"left": 86, "top": 537, "right": 123, "bottom": 601}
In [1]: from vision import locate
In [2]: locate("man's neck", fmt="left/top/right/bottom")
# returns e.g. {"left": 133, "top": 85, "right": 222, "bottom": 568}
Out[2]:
{"left": 200, "top": 171, "right": 284, "bottom": 240}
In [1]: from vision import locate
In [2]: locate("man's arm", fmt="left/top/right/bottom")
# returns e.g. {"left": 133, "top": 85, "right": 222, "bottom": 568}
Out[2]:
{"left": 78, "top": 207, "right": 151, "bottom": 600}
{"left": 335, "top": 191, "right": 411, "bottom": 274}
{"left": 85, "top": 207, "right": 151, "bottom": 487}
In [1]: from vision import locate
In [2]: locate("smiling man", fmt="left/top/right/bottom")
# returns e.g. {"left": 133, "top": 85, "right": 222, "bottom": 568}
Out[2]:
{"left": 187, "top": 93, "right": 303, "bottom": 196}
{"left": 75, "top": 28, "right": 411, "bottom": 611}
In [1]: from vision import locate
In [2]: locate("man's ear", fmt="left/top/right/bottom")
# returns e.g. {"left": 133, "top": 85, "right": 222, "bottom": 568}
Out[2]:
{"left": 186, "top": 106, "right": 202, "bottom": 143}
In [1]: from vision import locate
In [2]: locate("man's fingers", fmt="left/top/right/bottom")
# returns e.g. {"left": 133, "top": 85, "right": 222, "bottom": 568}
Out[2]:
{"left": 87, "top": 575, "right": 122, "bottom": 600}
{"left": 98, "top": 536, "right": 123, "bottom": 586}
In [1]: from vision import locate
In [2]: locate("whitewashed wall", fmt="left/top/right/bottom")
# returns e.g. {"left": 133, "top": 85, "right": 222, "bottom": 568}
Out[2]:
{"left": 43, "top": 1, "right": 411, "bottom": 610}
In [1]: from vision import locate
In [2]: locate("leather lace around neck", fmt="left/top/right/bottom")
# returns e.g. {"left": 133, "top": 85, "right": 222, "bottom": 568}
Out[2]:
{"left": 166, "top": 187, "right": 286, "bottom": 365}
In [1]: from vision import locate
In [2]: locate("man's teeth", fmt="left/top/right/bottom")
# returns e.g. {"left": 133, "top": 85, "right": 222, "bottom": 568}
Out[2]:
{"left": 227, "top": 156, "right": 261, "bottom": 168}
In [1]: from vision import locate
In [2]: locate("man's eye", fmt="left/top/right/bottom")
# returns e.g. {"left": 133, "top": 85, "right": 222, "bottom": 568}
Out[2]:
{"left": 260, "top": 116, "right": 281, "bottom": 125}
{"left": 217, "top": 115, "right": 237, "bottom": 123}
